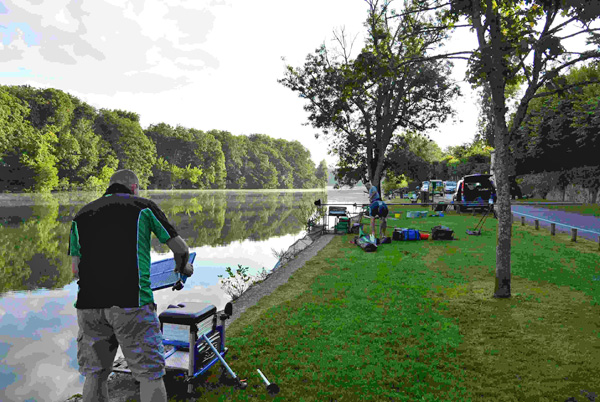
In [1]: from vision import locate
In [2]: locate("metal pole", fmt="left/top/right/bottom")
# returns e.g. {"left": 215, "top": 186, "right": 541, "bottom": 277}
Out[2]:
{"left": 201, "top": 334, "right": 238, "bottom": 380}
{"left": 257, "top": 369, "right": 280, "bottom": 395}
{"left": 571, "top": 228, "right": 577, "bottom": 242}
{"left": 535, "top": 220, "right": 539, "bottom": 230}
{"left": 551, "top": 223, "right": 556, "bottom": 236}
{"left": 188, "top": 326, "right": 197, "bottom": 394}
{"left": 257, "top": 369, "right": 270, "bottom": 385}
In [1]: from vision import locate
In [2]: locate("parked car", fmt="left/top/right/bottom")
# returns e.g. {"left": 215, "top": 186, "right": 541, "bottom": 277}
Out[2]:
{"left": 453, "top": 174, "right": 497, "bottom": 212}
{"left": 444, "top": 181, "right": 457, "bottom": 201}
{"left": 444, "top": 181, "right": 457, "bottom": 194}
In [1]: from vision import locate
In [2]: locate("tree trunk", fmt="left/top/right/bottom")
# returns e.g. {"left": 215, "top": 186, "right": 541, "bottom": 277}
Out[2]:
{"left": 492, "top": 106, "right": 512, "bottom": 298}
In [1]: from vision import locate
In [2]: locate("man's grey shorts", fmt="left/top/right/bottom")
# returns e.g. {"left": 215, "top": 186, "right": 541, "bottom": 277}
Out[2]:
{"left": 76, "top": 303, "right": 165, "bottom": 381}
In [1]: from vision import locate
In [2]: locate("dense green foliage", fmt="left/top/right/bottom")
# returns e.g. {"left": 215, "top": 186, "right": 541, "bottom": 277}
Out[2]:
{"left": 509, "top": 63, "right": 600, "bottom": 203}
{"left": 0, "top": 85, "right": 326, "bottom": 192}
{"left": 437, "top": 140, "right": 494, "bottom": 180}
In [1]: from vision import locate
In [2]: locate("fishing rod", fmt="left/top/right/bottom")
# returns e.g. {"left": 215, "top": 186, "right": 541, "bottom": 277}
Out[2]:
{"left": 314, "top": 199, "right": 366, "bottom": 207}
{"left": 315, "top": 199, "right": 490, "bottom": 207}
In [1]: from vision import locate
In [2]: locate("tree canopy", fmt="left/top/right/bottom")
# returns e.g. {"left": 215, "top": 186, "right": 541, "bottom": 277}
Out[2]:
{"left": 279, "top": 0, "right": 460, "bottom": 190}
{"left": 0, "top": 85, "right": 326, "bottom": 192}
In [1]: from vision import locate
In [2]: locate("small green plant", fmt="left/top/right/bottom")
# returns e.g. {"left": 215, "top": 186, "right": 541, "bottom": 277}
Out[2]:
{"left": 218, "top": 266, "right": 273, "bottom": 300}
{"left": 218, "top": 265, "right": 252, "bottom": 300}
{"left": 253, "top": 267, "right": 270, "bottom": 283}
{"left": 271, "top": 247, "right": 291, "bottom": 260}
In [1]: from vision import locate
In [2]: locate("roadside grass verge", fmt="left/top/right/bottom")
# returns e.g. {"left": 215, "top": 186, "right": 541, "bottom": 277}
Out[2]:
{"left": 390, "top": 196, "right": 600, "bottom": 217}
{"left": 505, "top": 198, "right": 599, "bottom": 217}
{"left": 167, "top": 213, "right": 600, "bottom": 401}
{"left": 536, "top": 203, "right": 600, "bottom": 217}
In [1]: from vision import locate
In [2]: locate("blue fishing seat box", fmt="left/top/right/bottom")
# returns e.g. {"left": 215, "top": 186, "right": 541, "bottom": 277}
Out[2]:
{"left": 392, "top": 228, "right": 421, "bottom": 241}
{"left": 159, "top": 302, "right": 217, "bottom": 326}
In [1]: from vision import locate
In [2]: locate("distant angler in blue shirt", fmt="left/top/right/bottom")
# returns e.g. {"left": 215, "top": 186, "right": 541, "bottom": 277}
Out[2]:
{"left": 364, "top": 182, "right": 388, "bottom": 241}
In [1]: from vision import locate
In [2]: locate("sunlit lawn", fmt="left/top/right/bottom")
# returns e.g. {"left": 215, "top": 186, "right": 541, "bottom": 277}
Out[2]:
{"left": 165, "top": 209, "right": 600, "bottom": 401}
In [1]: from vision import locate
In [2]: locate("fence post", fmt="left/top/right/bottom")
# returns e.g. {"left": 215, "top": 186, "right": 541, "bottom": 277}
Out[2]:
{"left": 551, "top": 223, "right": 556, "bottom": 236}
{"left": 535, "top": 220, "right": 539, "bottom": 230}
{"left": 521, "top": 216, "right": 525, "bottom": 226}
{"left": 571, "top": 228, "right": 577, "bottom": 242}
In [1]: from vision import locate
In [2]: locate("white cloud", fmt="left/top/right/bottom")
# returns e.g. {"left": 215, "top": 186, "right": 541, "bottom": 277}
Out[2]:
{"left": 10, "top": 0, "right": 588, "bottom": 165}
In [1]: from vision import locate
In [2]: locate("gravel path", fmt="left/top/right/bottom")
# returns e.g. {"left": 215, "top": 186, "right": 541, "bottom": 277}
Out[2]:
{"left": 511, "top": 205, "right": 600, "bottom": 243}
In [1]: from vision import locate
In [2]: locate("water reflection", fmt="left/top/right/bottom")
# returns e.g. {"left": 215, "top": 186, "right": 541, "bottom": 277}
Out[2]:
{"left": 0, "top": 190, "right": 325, "bottom": 293}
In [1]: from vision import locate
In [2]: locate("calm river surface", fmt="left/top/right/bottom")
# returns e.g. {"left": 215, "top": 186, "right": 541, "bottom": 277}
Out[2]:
{"left": 0, "top": 186, "right": 367, "bottom": 402}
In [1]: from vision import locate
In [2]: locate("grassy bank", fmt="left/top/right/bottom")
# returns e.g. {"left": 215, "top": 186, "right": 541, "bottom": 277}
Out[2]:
{"left": 537, "top": 203, "right": 600, "bottom": 217}
{"left": 166, "top": 211, "right": 600, "bottom": 401}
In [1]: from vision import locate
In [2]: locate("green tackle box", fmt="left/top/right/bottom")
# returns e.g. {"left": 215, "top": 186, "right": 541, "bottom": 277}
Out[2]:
{"left": 335, "top": 217, "right": 351, "bottom": 233}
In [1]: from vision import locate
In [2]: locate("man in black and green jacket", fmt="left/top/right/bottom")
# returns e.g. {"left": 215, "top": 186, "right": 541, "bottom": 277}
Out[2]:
{"left": 69, "top": 169, "right": 193, "bottom": 402}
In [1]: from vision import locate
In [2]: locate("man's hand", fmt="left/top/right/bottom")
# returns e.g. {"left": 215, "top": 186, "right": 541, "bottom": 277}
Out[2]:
{"left": 175, "top": 263, "right": 194, "bottom": 277}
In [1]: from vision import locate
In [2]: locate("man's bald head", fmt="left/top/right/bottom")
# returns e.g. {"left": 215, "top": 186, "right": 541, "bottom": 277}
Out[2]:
{"left": 109, "top": 170, "right": 139, "bottom": 195}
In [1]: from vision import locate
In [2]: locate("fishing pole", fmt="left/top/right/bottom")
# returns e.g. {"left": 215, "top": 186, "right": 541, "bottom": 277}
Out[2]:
{"left": 313, "top": 199, "right": 366, "bottom": 207}
{"left": 314, "top": 198, "right": 495, "bottom": 207}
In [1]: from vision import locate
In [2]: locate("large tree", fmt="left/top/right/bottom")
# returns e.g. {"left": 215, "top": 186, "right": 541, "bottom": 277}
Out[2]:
{"left": 94, "top": 110, "right": 157, "bottom": 188}
{"left": 242, "top": 137, "right": 279, "bottom": 189}
{"left": 0, "top": 87, "right": 60, "bottom": 192}
{"left": 208, "top": 130, "right": 247, "bottom": 189}
{"left": 315, "top": 159, "right": 329, "bottom": 188}
{"left": 273, "top": 139, "right": 317, "bottom": 189}
{"left": 188, "top": 128, "right": 226, "bottom": 189}
{"left": 249, "top": 134, "right": 294, "bottom": 189}
{"left": 438, "top": 0, "right": 600, "bottom": 297}
{"left": 279, "top": 0, "right": 460, "bottom": 191}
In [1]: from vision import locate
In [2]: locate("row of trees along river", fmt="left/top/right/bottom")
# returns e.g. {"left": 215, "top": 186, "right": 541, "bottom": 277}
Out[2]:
{"left": 0, "top": 84, "right": 329, "bottom": 192}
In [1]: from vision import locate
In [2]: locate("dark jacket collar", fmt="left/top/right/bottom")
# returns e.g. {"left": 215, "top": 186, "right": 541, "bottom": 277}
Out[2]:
{"left": 104, "top": 183, "right": 134, "bottom": 196}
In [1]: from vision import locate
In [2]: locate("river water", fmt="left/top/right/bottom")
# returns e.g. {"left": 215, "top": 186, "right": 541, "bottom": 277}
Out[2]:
{"left": 0, "top": 186, "right": 367, "bottom": 402}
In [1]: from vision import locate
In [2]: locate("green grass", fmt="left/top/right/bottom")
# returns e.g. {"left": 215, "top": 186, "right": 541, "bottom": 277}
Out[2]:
{"left": 539, "top": 203, "right": 600, "bottom": 217}
{"left": 166, "top": 211, "right": 600, "bottom": 401}
{"left": 513, "top": 198, "right": 600, "bottom": 217}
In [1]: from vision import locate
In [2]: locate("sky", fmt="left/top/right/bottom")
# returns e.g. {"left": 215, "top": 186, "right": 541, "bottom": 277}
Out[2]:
{"left": 0, "top": 0, "right": 517, "bottom": 166}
